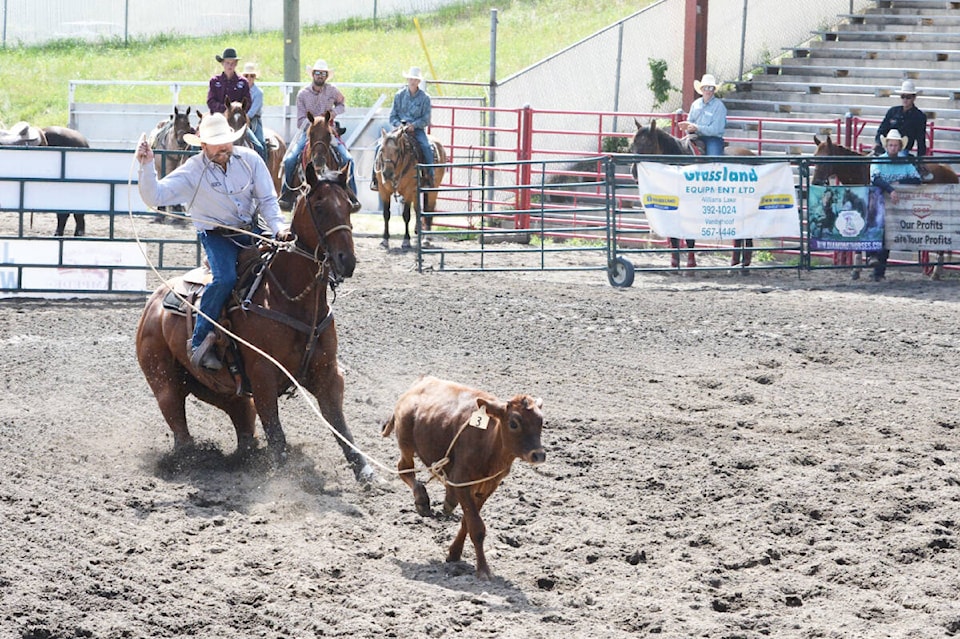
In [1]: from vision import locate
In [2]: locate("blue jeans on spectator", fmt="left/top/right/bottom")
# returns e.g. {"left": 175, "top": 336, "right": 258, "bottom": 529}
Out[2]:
{"left": 248, "top": 116, "right": 268, "bottom": 163}
{"left": 701, "top": 136, "right": 725, "bottom": 156}
{"left": 192, "top": 230, "right": 254, "bottom": 349}
{"left": 282, "top": 122, "right": 357, "bottom": 194}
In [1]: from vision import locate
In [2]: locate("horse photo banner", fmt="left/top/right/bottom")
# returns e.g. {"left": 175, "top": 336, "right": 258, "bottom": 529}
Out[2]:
{"left": 635, "top": 162, "right": 799, "bottom": 241}
{"left": 883, "top": 185, "right": 960, "bottom": 252}
{"left": 807, "top": 185, "right": 883, "bottom": 252}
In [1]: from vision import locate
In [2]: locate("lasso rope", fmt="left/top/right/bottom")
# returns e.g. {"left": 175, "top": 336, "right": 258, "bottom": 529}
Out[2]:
{"left": 126, "top": 144, "right": 513, "bottom": 491}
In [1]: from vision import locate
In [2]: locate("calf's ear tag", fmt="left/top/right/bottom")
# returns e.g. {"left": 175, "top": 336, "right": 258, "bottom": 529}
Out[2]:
{"left": 467, "top": 406, "right": 490, "bottom": 430}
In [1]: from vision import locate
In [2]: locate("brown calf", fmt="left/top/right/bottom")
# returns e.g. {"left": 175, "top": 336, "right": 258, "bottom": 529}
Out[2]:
{"left": 382, "top": 375, "right": 546, "bottom": 579}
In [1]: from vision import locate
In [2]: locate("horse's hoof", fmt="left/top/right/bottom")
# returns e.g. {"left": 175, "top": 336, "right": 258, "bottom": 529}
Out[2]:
{"left": 851, "top": 271, "right": 860, "bottom": 280}
{"left": 355, "top": 464, "right": 376, "bottom": 487}
{"left": 380, "top": 239, "right": 389, "bottom": 249}
{"left": 401, "top": 239, "right": 412, "bottom": 250}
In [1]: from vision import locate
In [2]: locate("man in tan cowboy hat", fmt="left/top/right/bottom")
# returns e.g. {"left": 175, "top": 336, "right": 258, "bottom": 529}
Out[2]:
{"left": 371, "top": 66, "right": 434, "bottom": 190}
{"left": 207, "top": 47, "right": 251, "bottom": 115}
{"left": 135, "top": 113, "right": 291, "bottom": 370}
{"left": 867, "top": 128, "right": 923, "bottom": 281}
{"left": 279, "top": 58, "right": 360, "bottom": 211}
{"left": 875, "top": 80, "right": 930, "bottom": 168}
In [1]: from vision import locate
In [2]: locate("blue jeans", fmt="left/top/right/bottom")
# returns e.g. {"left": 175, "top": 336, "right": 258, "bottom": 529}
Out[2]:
{"left": 701, "top": 136, "right": 725, "bottom": 156}
{"left": 282, "top": 123, "right": 357, "bottom": 194}
{"left": 193, "top": 230, "right": 254, "bottom": 349}
{"left": 248, "top": 116, "right": 268, "bottom": 163}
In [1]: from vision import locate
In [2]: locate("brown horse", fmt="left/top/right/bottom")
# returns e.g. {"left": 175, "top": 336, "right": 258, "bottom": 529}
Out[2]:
{"left": 374, "top": 126, "right": 447, "bottom": 249}
{"left": 812, "top": 134, "right": 959, "bottom": 278}
{"left": 280, "top": 110, "right": 345, "bottom": 211}
{"left": 224, "top": 101, "right": 287, "bottom": 195}
{"left": 135, "top": 163, "right": 374, "bottom": 482}
{"left": 148, "top": 107, "right": 195, "bottom": 224}
{"left": 629, "top": 119, "right": 755, "bottom": 269}
{"left": 43, "top": 126, "right": 91, "bottom": 237}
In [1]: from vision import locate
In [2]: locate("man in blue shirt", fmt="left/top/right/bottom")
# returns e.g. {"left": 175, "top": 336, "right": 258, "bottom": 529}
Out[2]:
{"left": 868, "top": 129, "right": 921, "bottom": 281}
{"left": 678, "top": 73, "right": 727, "bottom": 156}
{"left": 372, "top": 66, "right": 434, "bottom": 190}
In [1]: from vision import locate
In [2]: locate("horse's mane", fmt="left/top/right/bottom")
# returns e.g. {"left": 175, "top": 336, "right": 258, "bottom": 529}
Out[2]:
{"left": 631, "top": 122, "right": 691, "bottom": 156}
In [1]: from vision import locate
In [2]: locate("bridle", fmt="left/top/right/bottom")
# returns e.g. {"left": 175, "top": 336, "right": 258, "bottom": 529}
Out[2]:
{"left": 374, "top": 130, "right": 415, "bottom": 189}
{"left": 268, "top": 181, "right": 353, "bottom": 300}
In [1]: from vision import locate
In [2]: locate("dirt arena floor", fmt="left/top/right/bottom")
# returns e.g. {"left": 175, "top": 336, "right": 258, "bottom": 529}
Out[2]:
{"left": 1, "top": 231, "right": 959, "bottom": 639}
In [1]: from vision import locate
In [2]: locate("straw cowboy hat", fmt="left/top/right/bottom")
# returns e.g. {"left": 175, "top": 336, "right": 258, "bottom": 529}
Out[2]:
{"left": 897, "top": 80, "right": 918, "bottom": 96}
{"left": 403, "top": 66, "right": 425, "bottom": 81}
{"left": 183, "top": 113, "right": 245, "bottom": 147}
{"left": 215, "top": 48, "right": 240, "bottom": 63}
{"left": 308, "top": 59, "right": 332, "bottom": 75}
{"left": 693, "top": 73, "right": 719, "bottom": 94}
{"left": 880, "top": 128, "right": 909, "bottom": 149}
{"left": 242, "top": 62, "right": 258, "bottom": 77}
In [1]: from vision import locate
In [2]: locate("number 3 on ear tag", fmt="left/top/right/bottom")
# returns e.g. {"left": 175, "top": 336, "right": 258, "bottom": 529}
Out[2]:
{"left": 468, "top": 406, "right": 490, "bottom": 429}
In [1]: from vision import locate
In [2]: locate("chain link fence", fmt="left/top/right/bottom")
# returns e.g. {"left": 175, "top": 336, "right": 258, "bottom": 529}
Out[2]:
{"left": 1, "top": 0, "right": 463, "bottom": 46}
{"left": 496, "top": 0, "right": 871, "bottom": 148}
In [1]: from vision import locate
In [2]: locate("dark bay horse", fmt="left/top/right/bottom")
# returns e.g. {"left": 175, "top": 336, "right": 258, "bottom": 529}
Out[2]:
{"left": 629, "top": 119, "right": 755, "bottom": 269}
{"left": 135, "top": 163, "right": 374, "bottom": 483}
{"left": 812, "top": 134, "right": 959, "bottom": 278}
{"left": 224, "top": 101, "right": 287, "bottom": 195}
{"left": 280, "top": 110, "right": 344, "bottom": 211}
{"left": 43, "top": 126, "right": 91, "bottom": 237}
{"left": 374, "top": 126, "right": 447, "bottom": 249}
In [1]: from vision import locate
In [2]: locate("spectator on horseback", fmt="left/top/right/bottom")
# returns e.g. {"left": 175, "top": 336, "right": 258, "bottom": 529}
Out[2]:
{"left": 871, "top": 129, "right": 921, "bottom": 205}
{"left": 242, "top": 61, "right": 269, "bottom": 163}
{"left": 279, "top": 58, "right": 360, "bottom": 212}
{"left": 207, "top": 48, "right": 251, "bottom": 115}
{"left": 135, "top": 113, "right": 292, "bottom": 371}
{"left": 867, "top": 129, "right": 920, "bottom": 281}
{"left": 381, "top": 66, "right": 434, "bottom": 187}
{"left": 678, "top": 73, "right": 727, "bottom": 156}
{"left": 874, "top": 80, "right": 933, "bottom": 181}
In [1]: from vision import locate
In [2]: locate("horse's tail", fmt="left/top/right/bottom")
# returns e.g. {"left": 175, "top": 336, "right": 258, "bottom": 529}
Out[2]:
{"left": 381, "top": 415, "right": 396, "bottom": 437}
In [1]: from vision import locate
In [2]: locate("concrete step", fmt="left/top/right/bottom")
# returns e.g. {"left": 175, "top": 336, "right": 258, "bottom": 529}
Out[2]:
{"left": 737, "top": 79, "right": 960, "bottom": 100}
{"left": 724, "top": 96, "right": 960, "bottom": 121}
{"left": 816, "top": 28, "right": 960, "bottom": 41}
{"left": 840, "top": 13, "right": 960, "bottom": 26}
{"left": 767, "top": 62, "right": 960, "bottom": 79}
{"left": 875, "top": 0, "right": 960, "bottom": 8}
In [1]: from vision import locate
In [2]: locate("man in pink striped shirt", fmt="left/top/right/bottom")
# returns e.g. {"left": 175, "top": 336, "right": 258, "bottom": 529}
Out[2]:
{"left": 280, "top": 59, "right": 359, "bottom": 211}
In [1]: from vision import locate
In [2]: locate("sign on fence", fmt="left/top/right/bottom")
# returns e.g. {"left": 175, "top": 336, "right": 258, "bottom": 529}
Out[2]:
{"left": 0, "top": 240, "right": 147, "bottom": 294}
{"left": 635, "top": 162, "right": 799, "bottom": 240}
{"left": 808, "top": 185, "right": 883, "bottom": 252}
{"left": 884, "top": 185, "right": 960, "bottom": 252}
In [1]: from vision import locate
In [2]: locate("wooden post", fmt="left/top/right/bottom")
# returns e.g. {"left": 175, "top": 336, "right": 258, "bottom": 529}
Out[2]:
{"left": 683, "top": 0, "right": 708, "bottom": 111}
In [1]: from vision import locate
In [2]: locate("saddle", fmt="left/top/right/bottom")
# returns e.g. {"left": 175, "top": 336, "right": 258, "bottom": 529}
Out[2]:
{"left": 0, "top": 121, "right": 44, "bottom": 146}
{"left": 161, "top": 245, "right": 271, "bottom": 396}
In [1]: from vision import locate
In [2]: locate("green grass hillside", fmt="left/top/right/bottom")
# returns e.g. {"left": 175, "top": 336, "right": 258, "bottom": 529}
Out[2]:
{"left": 0, "top": 0, "right": 649, "bottom": 128}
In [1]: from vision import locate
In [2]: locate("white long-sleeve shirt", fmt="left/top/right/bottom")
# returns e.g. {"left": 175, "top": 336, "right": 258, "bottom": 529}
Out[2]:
{"left": 138, "top": 145, "right": 286, "bottom": 234}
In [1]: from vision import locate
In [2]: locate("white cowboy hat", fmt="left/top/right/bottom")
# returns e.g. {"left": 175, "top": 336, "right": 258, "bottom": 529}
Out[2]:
{"left": 897, "top": 80, "right": 918, "bottom": 96}
{"left": 307, "top": 59, "right": 332, "bottom": 74}
{"left": 215, "top": 47, "right": 240, "bottom": 63}
{"left": 693, "top": 73, "right": 719, "bottom": 95}
{"left": 403, "top": 66, "right": 424, "bottom": 81}
{"left": 242, "top": 62, "right": 258, "bottom": 77}
{"left": 880, "top": 128, "right": 909, "bottom": 149}
{"left": 183, "top": 112, "right": 245, "bottom": 147}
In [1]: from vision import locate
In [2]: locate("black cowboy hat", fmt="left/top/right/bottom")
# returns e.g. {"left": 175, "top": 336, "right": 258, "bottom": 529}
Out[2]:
{"left": 216, "top": 48, "right": 240, "bottom": 63}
